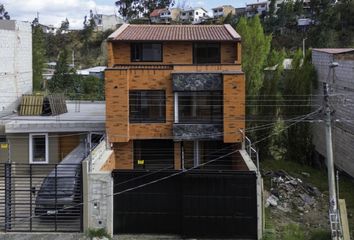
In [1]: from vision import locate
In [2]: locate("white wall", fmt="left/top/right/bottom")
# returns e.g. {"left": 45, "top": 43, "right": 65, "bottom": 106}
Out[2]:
{"left": 0, "top": 20, "right": 32, "bottom": 115}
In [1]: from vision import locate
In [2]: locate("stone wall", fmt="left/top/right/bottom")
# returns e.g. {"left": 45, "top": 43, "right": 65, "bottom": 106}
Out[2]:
{"left": 0, "top": 20, "right": 32, "bottom": 115}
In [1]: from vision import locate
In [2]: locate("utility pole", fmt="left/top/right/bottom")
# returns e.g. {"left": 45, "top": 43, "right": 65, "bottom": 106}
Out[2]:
{"left": 324, "top": 62, "right": 342, "bottom": 240}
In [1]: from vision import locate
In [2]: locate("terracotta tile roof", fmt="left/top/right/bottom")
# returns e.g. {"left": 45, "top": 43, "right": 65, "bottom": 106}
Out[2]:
{"left": 108, "top": 24, "right": 241, "bottom": 42}
{"left": 150, "top": 8, "right": 167, "bottom": 17}
{"left": 313, "top": 48, "right": 354, "bottom": 54}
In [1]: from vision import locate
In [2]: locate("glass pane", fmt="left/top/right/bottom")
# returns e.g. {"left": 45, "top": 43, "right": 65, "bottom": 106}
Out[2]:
{"left": 183, "top": 141, "right": 195, "bottom": 169}
{"left": 142, "top": 43, "right": 162, "bottom": 61}
{"left": 194, "top": 43, "right": 221, "bottom": 64}
{"left": 178, "top": 92, "right": 222, "bottom": 123}
{"left": 129, "top": 91, "right": 166, "bottom": 123}
{"left": 32, "top": 135, "right": 46, "bottom": 162}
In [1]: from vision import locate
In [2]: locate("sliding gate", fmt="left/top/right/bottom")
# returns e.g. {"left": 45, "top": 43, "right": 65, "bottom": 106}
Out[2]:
{"left": 112, "top": 170, "right": 258, "bottom": 239}
{"left": 0, "top": 163, "right": 83, "bottom": 232}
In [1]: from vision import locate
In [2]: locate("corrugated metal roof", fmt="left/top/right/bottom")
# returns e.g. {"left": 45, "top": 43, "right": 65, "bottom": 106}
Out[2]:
{"left": 108, "top": 24, "right": 241, "bottom": 42}
{"left": 313, "top": 48, "right": 354, "bottom": 54}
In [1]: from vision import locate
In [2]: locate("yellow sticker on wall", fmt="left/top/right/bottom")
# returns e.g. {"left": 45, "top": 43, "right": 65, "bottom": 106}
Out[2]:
{"left": 137, "top": 160, "right": 144, "bottom": 165}
{"left": 0, "top": 144, "right": 8, "bottom": 149}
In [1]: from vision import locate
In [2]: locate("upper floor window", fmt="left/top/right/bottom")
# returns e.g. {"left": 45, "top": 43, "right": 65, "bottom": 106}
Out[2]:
{"left": 193, "top": 43, "right": 221, "bottom": 64}
{"left": 131, "top": 43, "right": 162, "bottom": 62}
{"left": 129, "top": 90, "right": 166, "bottom": 123}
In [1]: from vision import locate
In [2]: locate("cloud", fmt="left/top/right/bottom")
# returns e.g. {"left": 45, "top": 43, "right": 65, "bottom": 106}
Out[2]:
{"left": 1, "top": 0, "right": 117, "bottom": 29}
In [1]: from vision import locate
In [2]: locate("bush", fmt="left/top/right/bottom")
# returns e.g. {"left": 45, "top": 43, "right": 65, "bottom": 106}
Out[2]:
{"left": 282, "top": 224, "right": 305, "bottom": 240}
{"left": 309, "top": 230, "right": 331, "bottom": 240}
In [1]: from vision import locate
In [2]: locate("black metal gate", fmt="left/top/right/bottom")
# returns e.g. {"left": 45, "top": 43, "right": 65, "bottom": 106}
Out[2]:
{"left": 0, "top": 163, "right": 83, "bottom": 232}
{"left": 112, "top": 170, "right": 258, "bottom": 239}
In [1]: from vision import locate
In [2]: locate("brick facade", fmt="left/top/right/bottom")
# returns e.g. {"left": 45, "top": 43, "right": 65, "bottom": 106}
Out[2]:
{"left": 105, "top": 25, "right": 245, "bottom": 170}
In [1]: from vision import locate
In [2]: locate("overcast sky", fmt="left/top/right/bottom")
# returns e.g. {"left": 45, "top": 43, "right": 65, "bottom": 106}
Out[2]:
{"left": 1, "top": 0, "right": 249, "bottom": 29}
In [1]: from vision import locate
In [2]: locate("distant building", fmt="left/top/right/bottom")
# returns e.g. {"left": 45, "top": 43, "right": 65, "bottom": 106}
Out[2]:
{"left": 0, "top": 20, "right": 32, "bottom": 115}
{"left": 77, "top": 66, "right": 107, "bottom": 79}
{"left": 235, "top": 7, "right": 247, "bottom": 17}
{"left": 212, "top": 5, "right": 236, "bottom": 18}
{"left": 312, "top": 48, "right": 354, "bottom": 177}
{"left": 92, "top": 14, "right": 123, "bottom": 31}
{"left": 246, "top": 1, "right": 269, "bottom": 17}
{"left": 150, "top": 8, "right": 182, "bottom": 24}
{"left": 39, "top": 24, "right": 58, "bottom": 34}
{"left": 180, "top": 7, "right": 209, "bottom": 24}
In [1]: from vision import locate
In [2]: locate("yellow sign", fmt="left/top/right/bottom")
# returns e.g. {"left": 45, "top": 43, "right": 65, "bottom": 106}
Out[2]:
{"left": 137, "top": 160, "right": 145, "bottom": 165}
{"left": 0, "top": 143, "right": 8, "bottom": 149}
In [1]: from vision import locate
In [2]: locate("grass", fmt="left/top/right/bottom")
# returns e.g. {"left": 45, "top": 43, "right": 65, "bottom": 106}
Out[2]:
{"left": 261, "top": 158, "right": 354, "bottom": 238}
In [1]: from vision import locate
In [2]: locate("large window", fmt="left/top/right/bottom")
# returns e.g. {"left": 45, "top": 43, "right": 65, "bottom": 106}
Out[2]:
{"left": 134, "top": 140, "right": 174, "bottom": 170}
{"left": 129, "top": 90, "right": 166, "bottom": 123}
{"left": 131, "top": 43, "right": 163, "bottom": 62}
{"left": 29, "top": 133, "right": 49, "bottom": 164}
{"left": 178, "top": 92, "right": 223, "bottom": 124}
{"left": 193, "top": 43, "right": 221, "bottom": 64}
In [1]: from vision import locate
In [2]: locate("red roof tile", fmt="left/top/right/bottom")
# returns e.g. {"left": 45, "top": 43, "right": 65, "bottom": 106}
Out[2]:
{"left": 108, "top": 24, "right": 241, "bottom": 42}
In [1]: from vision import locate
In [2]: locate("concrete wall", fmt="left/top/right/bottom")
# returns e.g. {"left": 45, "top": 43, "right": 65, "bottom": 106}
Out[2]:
{"left": 83, "top": 161, "right": 113, "bottom": 236}
{"left": 0, "top": 20, "right": 32, "bottom": 115}
{"left": 312, "top": 50, "right": 354, "bottom": 176}
{"left": 0, "top": 133, "right": 82, "bottom": 164}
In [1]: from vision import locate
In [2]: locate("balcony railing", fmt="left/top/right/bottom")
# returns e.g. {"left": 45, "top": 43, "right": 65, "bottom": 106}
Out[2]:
{"left": 111, "top": 63, "right": 242, "bottom": 71}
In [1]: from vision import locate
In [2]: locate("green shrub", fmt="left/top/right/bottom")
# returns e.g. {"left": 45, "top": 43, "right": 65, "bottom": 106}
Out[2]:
{"left": 282, "top": 224, "right": 305, "bottom": 240}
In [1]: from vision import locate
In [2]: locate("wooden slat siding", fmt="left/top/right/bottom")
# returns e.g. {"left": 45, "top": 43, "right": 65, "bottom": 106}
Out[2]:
{"left": 19, "top": 95, "right": 44, "bottom": 116}
{"left": 46, "top": 94, "right": 67, "bottom": 116}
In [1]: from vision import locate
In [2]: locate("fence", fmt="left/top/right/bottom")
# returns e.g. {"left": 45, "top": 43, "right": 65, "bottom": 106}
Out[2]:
{"left": 0, "top": 163, "right": 83, "bottom": 232}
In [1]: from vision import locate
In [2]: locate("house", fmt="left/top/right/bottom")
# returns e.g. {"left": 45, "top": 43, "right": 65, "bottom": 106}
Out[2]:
{"left": 0, "top": 100, "right": 105, "bottom": 164}
{"left": 312, "top": 48, "right": 354, "bottom": 177}
{"left": 92, "top": 14, "right": 123, "bottom": 31}
{"left": 179, "top": 7, "right": 209, "bottom": 24}
{"left": 150, "top": 8, "right": 182, "bottom": 24}
{"left": 212, "top": 5, "right": 236, "bottom": 18}
{"left": 104, "top": 23, "right": 246, "bottom": 171}
{"left": 0, "top": 20, "right": 32, "bottom": 116}
{"left": 77, "top": 66, "right": 107, "bottom": 79}
{"left": 100, "top": 24, "right": 262, "bottom": 238}
{"left": 246, "top": 1, "right": 269, "bottom": 17}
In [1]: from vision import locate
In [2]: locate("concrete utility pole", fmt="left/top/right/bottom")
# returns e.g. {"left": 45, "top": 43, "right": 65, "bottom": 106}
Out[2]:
{"left": 324, "top": 62, "right": 342, "bottom": 240}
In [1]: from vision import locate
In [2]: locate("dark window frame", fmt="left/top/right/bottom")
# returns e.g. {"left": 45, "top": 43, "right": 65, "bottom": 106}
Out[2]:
{"left": 193, "top": 42, "right": 221, "bottom": 64}
{"left": 129, "top": 90, "right": 166, "bottom": 123}
{"left": 131, "top": 42, "right": 163, "bottom": 62}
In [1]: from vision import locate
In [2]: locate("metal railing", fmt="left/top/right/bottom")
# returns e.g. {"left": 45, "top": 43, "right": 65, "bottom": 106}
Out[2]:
{"left": 0, "top": 163, "right": 83, "bottom": 232}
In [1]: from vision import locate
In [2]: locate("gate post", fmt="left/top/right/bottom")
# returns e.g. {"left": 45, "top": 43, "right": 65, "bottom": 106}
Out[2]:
{"left": 82, "top": 160, "right": 89, "bottom": 233}
{"left": 4, "top": 163, "right": 11, "bottom": 232}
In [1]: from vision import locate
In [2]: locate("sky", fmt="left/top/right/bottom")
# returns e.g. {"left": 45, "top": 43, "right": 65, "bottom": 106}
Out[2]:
{"left": 1, "top": 0, "right": 249, "bottom": 29}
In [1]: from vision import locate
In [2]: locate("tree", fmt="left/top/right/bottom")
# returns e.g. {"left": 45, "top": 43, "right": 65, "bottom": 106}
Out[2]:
{"left": 48, "top": 49, "right": 73, "bottom": 93}
{"left": 32, "top": 22, "right": 46, "bottom": 91}
{"left": 59, "top": 18, "right": 70, "bottom": 32}
{"left": 0, "top": 3, "right": 10, "bottom": 20}
{"left": 282, "top": 50, "right": 317, "bottom": 164}
{"left": 236, "top": 16, "right": 271, "bottom": 98}
{"left": 115, "top": 0, "right": 175, "bottom": 21}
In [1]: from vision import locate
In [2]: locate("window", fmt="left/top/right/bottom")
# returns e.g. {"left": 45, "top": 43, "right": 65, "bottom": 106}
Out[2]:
{"left": 193, "top": 43, "right": 221, "bottom": 64}
{"left": 29, "top": 133, "right": 49, "bottom": 164}
{"left": 182, "top": 12, "right": 186, "bottom": 16}
{"left": 129, "top": 91, "right": 166, "bottom": 123}
{"left": 196, "top": 11, "right": 199, "bottom": 15}
{"left": 134, "top": 140, "right": 174, "bottom": 170}
{"left": 178, "top": 91, "right": 223, "bottom": 124}
{"left": 131, "top": 43, "right": 162, "bottom": 62}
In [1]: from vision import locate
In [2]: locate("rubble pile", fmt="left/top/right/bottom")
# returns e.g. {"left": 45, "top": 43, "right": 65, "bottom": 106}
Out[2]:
{"left": 265, "top": 170, "right": 323, "bottom": 215}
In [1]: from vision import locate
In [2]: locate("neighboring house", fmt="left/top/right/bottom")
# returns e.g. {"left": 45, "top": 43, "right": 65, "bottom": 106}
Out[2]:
{"left": 235, "top": 7, "right": 247, "bottom": 17}
{"left": 312, "top": 48, "right": 354, "bottom": 177}
{"left": 246, "top": 1, "right": 269, "bottom": 17}
{"left": 212, "top": 5, "right": 236, "bottom": 18}
{"left": 92, "top": 14, "right": 123, "bottom": 31}
{"left": 180, "top": 7, "right": 209, "bottom": 24}
{"left": 0, "top": 20, "right": 32, "bottom": 116}
{"left": 0, "top": 101, "right": 105, "bottom": 164}
{"left": 77, "top": 66, "right": 107, "bottom": 79}
{"left": 39, "top": 24, "right": 58, "bottom": 34}
{"left": 150, "top": 8, "right": 182, "bottom": 24}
